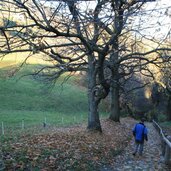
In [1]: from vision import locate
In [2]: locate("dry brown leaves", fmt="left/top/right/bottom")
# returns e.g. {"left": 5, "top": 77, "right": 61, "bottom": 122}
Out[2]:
{"left": 2, "top": 118, "right": 134, "bottom": 171}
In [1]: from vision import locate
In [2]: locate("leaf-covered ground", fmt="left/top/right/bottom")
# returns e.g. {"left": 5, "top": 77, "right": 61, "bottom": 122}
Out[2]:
{"left": 1, "top": 118, "right": 133, "bottom": 171}
{"left": 107, "top": 122, "right": 171, "bottom": 171}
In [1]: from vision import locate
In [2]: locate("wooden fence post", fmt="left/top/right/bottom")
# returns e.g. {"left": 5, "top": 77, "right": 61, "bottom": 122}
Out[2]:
{"left": 1, "top": 122, "right": 4, "bottom": 135}
{"left": 162, "top": 140, "right": 166, "bottom": 156}
{"left": 164, "top": 145, "right": 171, "bottom": 164}
{"left": 22, "top": 119, "right": 24, "bottom": 130}
{"left": 153, "top": 120, "right": 171, "bottom": 164}
{"left": 43, "top": 117, "right": 47, "bottom": 128}
{"left": 62, "top": 117, "right": 64, "bottom": 125}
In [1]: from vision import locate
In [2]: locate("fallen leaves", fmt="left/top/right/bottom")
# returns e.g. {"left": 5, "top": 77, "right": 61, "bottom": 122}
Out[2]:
{"left": 1, "top": 118, "right": 133, "bottom": 170}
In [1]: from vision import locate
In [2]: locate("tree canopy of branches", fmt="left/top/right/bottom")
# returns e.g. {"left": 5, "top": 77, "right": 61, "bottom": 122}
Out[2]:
{"left": 0, "top": 0, "right": 171, "bottom": 131}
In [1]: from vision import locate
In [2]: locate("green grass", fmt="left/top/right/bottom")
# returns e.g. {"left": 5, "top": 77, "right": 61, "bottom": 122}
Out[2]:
{"left": 0, "top": 76, "right": 88, "bottom": 114}
{"left": 0, "top": 65, "right": 87, "bottom": 124}
{"left": 160, "top": 121, "right": 171, "bottom": 127}
{"left": 0, "top": 63, "right": 108, "bottom": 132}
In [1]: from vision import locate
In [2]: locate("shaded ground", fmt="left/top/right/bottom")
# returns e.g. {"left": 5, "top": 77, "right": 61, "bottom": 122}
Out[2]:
{"left": 0, "top": 118, "right": 131, "bottom": 171}
{"left": 101, "top": 122, "right": 171, "bottom": 171}
{"left": 1, "top": 118, "right": 171, "bottom": 171}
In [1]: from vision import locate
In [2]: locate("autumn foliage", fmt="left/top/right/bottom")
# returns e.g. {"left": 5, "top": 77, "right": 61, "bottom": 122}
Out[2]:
{"left": 1, "top": 118, "right": 134, "bottom": 170}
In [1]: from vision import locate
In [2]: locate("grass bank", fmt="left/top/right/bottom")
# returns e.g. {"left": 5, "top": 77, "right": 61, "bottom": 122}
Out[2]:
{"left": 0, "top": 63, "right": 108, "bottom": 131}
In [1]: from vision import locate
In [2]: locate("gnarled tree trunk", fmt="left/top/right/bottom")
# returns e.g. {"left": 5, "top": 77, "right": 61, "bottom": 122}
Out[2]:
{"left": 109, "top": 71, "right": 120, "bottom": 122}
{"left": 109, "top": 38, "right": 120, "bottom": 122}
{"left": 87, "top": 54, "right": 102, "bottom": 132}
{"left": 166, "top": 94, "right": 171, "bottom": 121}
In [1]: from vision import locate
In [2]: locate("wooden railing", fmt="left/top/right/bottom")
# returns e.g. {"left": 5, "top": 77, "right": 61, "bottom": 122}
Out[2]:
{"left": 153, "top": 120, "right": 171, "bottom": 164}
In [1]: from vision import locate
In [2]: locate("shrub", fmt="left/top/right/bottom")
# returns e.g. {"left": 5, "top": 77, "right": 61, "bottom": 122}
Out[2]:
{"left": 145, "top": 109, "right": 156, "bottom": 121}
{"left": 158, "top": 114, "right": 167, "bottom": 122}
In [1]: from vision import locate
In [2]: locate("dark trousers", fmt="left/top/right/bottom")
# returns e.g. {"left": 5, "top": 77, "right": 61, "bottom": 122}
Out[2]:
{"left": 134, "top": 140, "right": 144, "bottom": 155}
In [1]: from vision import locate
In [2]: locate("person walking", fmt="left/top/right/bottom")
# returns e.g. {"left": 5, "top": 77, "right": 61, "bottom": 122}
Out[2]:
{"left": 132, "top": 118, "right": 148, "bottom": 156}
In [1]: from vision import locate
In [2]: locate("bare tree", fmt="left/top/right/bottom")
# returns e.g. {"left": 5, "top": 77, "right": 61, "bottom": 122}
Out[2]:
{"left": 156, "top": 48, "right": 171, "bottom": 120}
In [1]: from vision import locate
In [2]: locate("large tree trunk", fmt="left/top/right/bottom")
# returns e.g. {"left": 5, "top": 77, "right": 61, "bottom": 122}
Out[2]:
{"left": 87, "top": 54, "right": 102, "bottom": 132}
{"left": 87, "top": 92, "right": 102, "bottom": 132}
{"left": 167, "top": 95, "right": 171, "bottom": 121}
{"left": 109, "top": 73, "right": 120, "bottom": 122}
{"left": 108, "top": 2, "right": 124, "bottom": 122}
{"left": 109, "top": 39, "right": 120, "bottom": 122}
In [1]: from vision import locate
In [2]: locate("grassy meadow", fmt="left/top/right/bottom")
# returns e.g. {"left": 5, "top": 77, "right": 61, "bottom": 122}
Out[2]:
{"left": 0, "top": 55, "right": 108, "bottom": 134}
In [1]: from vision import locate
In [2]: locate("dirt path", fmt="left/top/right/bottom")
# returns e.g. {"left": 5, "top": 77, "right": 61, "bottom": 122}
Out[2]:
{"left": 101, "top": 122, "right": 171, "bottom": 171}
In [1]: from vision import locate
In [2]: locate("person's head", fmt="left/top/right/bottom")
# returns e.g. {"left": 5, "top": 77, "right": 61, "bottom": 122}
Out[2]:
{"left": 140, "top": 117, "right": 146, "bottom": 123}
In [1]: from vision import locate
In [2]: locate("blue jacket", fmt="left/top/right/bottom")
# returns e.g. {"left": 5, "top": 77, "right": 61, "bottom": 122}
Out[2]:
{"left": 132, "top": 123, "right": 148, "bottom": 143}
